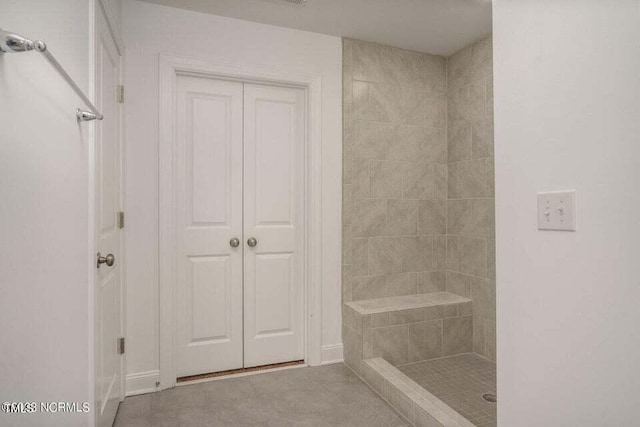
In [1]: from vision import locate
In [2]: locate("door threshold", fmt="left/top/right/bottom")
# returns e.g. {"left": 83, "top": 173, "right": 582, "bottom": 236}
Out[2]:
{"left": 176, "top": 360, "right": 305, "bottom": 385}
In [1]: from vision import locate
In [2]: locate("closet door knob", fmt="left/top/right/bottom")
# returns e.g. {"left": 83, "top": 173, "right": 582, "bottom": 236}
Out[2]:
{"left": 229, "top": 237, "right": 240, "bottom": 248}
{"left": 247, "top": 237, "right": 257, "bottom": 247}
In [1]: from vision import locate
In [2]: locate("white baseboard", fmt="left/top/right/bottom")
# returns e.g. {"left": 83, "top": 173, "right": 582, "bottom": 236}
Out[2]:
{"left": 126, "top": 370, "right": 160, "bottom": 396}
{"left": 320, "top": 343, "right": 344, "bottom": 365}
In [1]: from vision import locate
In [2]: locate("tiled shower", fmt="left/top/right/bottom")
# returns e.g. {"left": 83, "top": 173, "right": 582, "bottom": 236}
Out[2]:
{"left": 342, "top": 36, "right": 496, "bottom": 427}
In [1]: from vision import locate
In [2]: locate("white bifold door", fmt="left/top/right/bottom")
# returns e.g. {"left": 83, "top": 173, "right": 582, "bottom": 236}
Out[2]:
{"left": 174, "top": 75, "right": 305, "bottom": 378}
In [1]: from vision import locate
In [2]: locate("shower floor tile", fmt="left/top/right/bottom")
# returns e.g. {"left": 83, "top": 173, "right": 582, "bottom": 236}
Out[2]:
{"left": 398, "top": 354, "right": 497, "bottom": 427}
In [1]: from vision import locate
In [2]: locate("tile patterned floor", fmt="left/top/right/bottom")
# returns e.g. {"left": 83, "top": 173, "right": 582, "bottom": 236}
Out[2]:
{"left": 114, "top": 364, "right": 409, "bottom": 427}
{"left": 398, "top": 354, "right": 497, "bottom": 427}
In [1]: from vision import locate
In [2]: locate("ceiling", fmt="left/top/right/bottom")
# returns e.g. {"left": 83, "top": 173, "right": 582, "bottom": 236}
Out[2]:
{"left": 138, "top": 0, "right": 492, "bottom": 56}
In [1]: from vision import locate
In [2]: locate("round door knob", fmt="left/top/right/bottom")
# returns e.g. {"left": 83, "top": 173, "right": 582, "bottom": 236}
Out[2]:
{"left": 229, "top": 237, "right": 240, "bottom": 248}
{"left": 247, "top": 237, "right": 257, "bottom": 247}
{"left": 97, "top": 252, "right": 115, "bottom": 268}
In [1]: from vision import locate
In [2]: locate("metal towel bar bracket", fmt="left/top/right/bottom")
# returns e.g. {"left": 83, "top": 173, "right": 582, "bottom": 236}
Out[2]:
{"left": 0, "top": 28, "right": 104, "bottom": 122}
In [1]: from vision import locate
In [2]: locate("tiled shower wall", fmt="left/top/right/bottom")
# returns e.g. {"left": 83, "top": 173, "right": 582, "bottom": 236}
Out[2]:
{"left": 445, "top": 37, "right": 495, "bottom": 361}
{"left": 342, "top": 38, "right": 448, "bottom": 304}
{"left": 342, "top": 36, "right": 495, "bottom": 364}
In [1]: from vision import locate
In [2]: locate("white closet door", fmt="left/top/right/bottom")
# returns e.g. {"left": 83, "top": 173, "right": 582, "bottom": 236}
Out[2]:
{"left": 175, "top": 76, "right": 244, "bottom": 377}
{"left": 243, "top": 83, "right": 305, "bottom": 367}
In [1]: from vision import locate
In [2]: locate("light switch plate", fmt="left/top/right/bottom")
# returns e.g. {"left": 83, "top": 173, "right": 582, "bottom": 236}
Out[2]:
{"left": 537, "top": 190, "right": 576, "bottom": 231}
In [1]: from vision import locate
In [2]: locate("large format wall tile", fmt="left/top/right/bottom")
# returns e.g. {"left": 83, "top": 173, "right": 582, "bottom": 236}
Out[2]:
{"left": 402, "top": 236, "right": 434, "bottom": 272}
{"left": 402, "top": 163, "right": 434, "bottom": 200}
{"left": 352, "top": 199, "right": 387, "bottom": 237}
{"left": 353, "top": 120, "right": 391, "bottom": 160}
{"left": 446, "top": 271, "right": 471, "bottom": 298}
{"left": 352, "top": 158, "right": 371, "bottom": 199}
{"left": 424, "top": 128, "right": 448, "bottom": 164}
{"left": 472, "top": 116, "right": 494, "bottom": 158}
{"left": 447, "top": 199, "right": 494, "bottom": 238}
{"left": 342, "top": 264, "right": 353, "bottom": 302}
{"left": 352, "top": 299, "right": 475, "bottom": 368}
{"left": 442, "top": 316, "right": 473, "bottom": 356}
{"left": 385, "top": 273, "right": 418, "bottom": 296}
{"left": 343, "top": 38, "right": 449, "bottom": 303}
{"left": 343, "top": 36, "right": 495, "bottom": 367}
{"left": 370, "top": 161, "right": 404, "bottom": 198}
{"left": 343, "top": 324, "right": 363, "bottom": 374}
{"left": 446, "top": 36, "right": 495, "bottom": 362}
{"left": 448, "top": 123, "right": 472, "bottom": 163}
{"left": 408, "top": 320, "right": 443, "bottom": 362}
{"left": 372, "top": 324, "right": 409, "bottom": 365}
{"left": 352, "top": 41, "right": 387, "bottom": 83}
{"left": 487, "top": 238, "right": 496, "bottom": 280}
{"left": 368, "top": 237, "right": 403, "bottom": 275}
{"left": 389, "top": 125, "right": 425, "bottom": 162}
{"left": 470, "top": 276, "right": 496, "bottom": 321}
{"left": 448, "top": 158, "right": 492, "bottom": 199}
{"left": 352, "top": 275, "right": 386, "bottom": 301}
{"left": 418, "top": 200, "right": 446, "bottom": 235}
{"left": 352, "top": 237, "right": 368, "bottom": 277}
{"left": 447, "top": 235, "right": 488, "bottom": 277}
{"left": 433, "top": 235, "right": 446, "bottom": 270}
{"left": 433, "top": 164, "right": 447, "bottom": 199}
{"left": 387, "top": 199, "right": 418, "bottom": 235}
{"left": 417, "top": 271, "right": 446, "bottom": 293}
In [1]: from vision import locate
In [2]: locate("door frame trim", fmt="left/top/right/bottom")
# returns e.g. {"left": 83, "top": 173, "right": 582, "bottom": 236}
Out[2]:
{"left": 158, "top": 54, "right": 323, "bottom": 389}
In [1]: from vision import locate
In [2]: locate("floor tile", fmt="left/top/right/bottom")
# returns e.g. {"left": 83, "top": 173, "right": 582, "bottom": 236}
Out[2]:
{"left": 114, "top": 363, "right": 404, "bottom": 427}
{"left": 398, "top": 354, "right": 496, "bottom": 426}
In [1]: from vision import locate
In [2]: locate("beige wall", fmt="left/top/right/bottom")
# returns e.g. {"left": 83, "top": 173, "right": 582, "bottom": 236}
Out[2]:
{"left": 342, "top": 38, "right": 448, "bottom": 305}
{"left": 446, "top": 36, "right": 495, "bottom": 361}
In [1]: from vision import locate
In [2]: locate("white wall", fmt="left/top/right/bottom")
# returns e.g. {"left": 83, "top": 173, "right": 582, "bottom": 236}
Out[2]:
{"left": 0, "top": 1, "right": 92, "bottom": 426}
{"left": 122, "top": 0, "right": 343, "bottom": 394}
{"left": 1, "top": 1, "right": 122, "bottom": 425}
{"left": 494, "top": 1, "right": 640, "bottom": 425}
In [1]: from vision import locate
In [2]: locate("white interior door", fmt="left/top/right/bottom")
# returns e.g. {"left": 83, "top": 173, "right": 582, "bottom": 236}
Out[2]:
{"left": 243, "top": 83, "right": 305, "bottom": 368}
{"left": 174, "top": 75, "right": 244, "bottom": 377}
{"left": 95, "top": 9, "right": 123, "bottom": 427}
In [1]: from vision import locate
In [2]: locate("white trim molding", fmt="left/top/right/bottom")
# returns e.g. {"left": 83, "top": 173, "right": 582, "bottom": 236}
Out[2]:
{"left": 126, "top": 370, "right": 160, "bottom": 397}
{"left": 321, "top": 344, "right": 344, "bottom": 365}
{"left": 158, "top": 54, "right": 324, "bottom": 390}
{"left": 97, "top": 0, "right": 124, "bottom": 53}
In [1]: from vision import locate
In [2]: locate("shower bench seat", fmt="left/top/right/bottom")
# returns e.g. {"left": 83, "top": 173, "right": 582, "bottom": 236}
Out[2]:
{"left": 343, "top": 291, "right": 473, "bottom": 369}
{"left": 345, "top": 291, "right": 471, "bottom": 316}
{"left": 343, "top": 292, "right": 476, "bottom": 426}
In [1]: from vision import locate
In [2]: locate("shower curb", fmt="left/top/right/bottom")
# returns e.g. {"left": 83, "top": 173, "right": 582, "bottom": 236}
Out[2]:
{"left": 360, "top": 358, "right": 475, "bottom": 427}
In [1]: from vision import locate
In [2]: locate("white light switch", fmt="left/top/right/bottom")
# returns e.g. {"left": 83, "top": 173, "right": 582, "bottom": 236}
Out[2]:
{"left": 537, "top": 190, "right": 576, "bottom": 231}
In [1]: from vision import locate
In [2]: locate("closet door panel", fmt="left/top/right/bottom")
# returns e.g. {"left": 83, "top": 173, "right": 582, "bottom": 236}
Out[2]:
{"left": 243, "top": 83, "right": 305, "bottom": 367}
{"left": 174, "top": 76, "right": 244, "bottom": 377}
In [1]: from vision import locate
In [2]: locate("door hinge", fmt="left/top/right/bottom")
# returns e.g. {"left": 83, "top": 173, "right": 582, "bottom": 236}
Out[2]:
{"left": 118, "top": 211, "right": 125, "bottom": 229}
{"left": 117, "top": 85, "right": 124, "bottom": 103}
{"left": 118, "top": 337, "right": 125, "bottom": 355}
